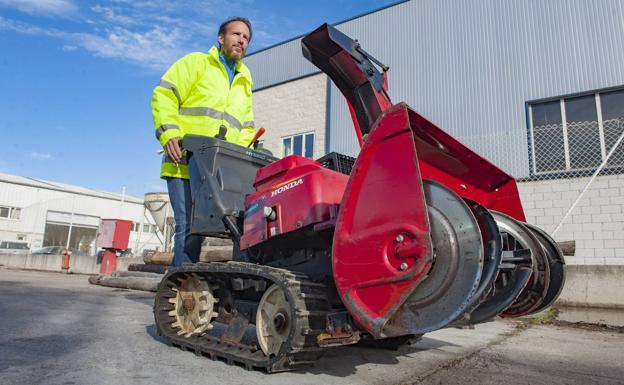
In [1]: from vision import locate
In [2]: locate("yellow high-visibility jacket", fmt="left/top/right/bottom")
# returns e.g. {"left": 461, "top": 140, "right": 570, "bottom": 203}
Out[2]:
{"left": 152, "top": 46, "right": 255, "bottom": 179}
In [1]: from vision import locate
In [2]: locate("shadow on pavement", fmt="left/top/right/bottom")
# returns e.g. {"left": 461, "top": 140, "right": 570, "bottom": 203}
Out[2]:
{"left": 144, "top": 318, "right": 458, "bottom": 378}
{"left": 304, "top": 336, "right": 460, "bottom": 377}
{"left": 145, "top": 324, "right": 168, "bottom": 344}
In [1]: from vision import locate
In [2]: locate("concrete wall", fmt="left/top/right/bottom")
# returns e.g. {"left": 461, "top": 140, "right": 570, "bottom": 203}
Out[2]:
{"left": 0, "top": 253, "right": 142, "bottom": 275}
{"left": 556, "top": 265, "right": 624, "bottom": 309}
{"left": 253, "top": 73, "right": 327, "bottom": 159}
{"left": 518, "top": 174, "right": 624, "bottom": 266}
{"left": 2, "top": 253, "right": 621, "bottom": 311}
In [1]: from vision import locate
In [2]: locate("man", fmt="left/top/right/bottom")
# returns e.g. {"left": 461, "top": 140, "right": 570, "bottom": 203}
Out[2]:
{"left": 152, "top": 17, "right": 255, "bottom": 267}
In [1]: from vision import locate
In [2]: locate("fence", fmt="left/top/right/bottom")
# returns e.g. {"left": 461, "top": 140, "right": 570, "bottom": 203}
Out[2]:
{"left": 518, "top": 117, "right": 624, "bottom": 265}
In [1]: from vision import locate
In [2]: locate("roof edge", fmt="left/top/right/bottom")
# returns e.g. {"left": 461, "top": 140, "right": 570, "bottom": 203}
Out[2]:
{"left": 0, "top": 173, "right": 144, "bottom": 204}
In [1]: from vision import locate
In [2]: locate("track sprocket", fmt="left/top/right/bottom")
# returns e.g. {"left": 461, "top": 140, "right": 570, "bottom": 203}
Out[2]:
{"left": 169, "top": 273, "right": 218, "bottom": 337}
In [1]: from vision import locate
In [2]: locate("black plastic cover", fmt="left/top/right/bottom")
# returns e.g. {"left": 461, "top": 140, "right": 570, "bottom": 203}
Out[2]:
{"left": 183, "top": 135, "right": 277, "bottom": 237}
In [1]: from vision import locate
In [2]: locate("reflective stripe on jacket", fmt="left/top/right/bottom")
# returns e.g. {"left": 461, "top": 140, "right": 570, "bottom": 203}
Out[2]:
{"left": 152, "top": 46, "right": 255, "bottom": 179}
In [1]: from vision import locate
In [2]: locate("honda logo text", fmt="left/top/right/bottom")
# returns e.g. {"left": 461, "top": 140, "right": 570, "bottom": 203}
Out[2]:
{"left": 271, "top": 179, "right": 304, "bottom": 197}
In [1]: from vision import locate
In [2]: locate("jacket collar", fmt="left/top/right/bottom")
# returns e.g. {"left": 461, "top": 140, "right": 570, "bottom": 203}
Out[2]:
{"left": 208, "top": 46, "right": 252, "bottom": 84}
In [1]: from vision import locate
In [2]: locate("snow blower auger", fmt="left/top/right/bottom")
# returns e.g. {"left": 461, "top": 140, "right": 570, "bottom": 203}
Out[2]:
{"left": 153, "top": 24, "right": 566, "bottom": 372}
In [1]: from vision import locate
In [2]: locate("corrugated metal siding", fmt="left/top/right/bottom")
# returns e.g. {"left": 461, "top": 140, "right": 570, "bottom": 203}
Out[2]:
{"left": 246, "top": 0, "right": 624, "bottom": 177}
{"left": 244, "top": 38, "right": 318, "bottom": 90}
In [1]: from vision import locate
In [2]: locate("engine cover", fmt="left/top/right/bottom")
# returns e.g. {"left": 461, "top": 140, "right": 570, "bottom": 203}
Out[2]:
{"left": 240, "top": 155, "right": 348, "bottom": 250}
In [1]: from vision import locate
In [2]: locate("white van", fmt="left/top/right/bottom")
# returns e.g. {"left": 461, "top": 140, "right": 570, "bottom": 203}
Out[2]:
{"left": 0, "top": 240, "right": 30, "bottom": 255}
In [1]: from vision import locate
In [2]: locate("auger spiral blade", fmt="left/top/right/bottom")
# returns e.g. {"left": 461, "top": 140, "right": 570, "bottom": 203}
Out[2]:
{"left": 469, "top": 211, "right": 536, "bottom": 324}
{"left": 451, "top": 200, "right": 503, "bottom": 326}
{"left": 521, "top": 224, "right": 566, "bottom": 315}
{"left": 499, "top": 214, "right": 551, "bottom": 318}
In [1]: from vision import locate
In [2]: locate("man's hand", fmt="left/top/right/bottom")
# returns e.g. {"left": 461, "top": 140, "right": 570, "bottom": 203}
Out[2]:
{"left": 164, "top": 137, "right": 183, "bottom": 164}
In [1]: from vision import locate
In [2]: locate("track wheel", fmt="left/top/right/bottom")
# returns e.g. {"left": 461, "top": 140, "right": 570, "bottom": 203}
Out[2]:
{"left": 169, "top": 274, "right": 218, "bottom": 337}
{"left": 256, "top": 284, "right": 292, "bottom": 356}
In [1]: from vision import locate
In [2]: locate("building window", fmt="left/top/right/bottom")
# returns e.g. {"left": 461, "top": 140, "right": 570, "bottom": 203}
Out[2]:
{"left": 42, "top": 223, "right": 97, "bottom": 254}
{"left": 282, "top": 133, "right": 314, "bottom": 158}
{"left": 143, "top": 224, "right": 151, "bottom": 233}
{"left": 529, "top": 88, "right": 624, "bottom": 175}
{"left": 0, "top": 206, "right": 21, "bottom": 220}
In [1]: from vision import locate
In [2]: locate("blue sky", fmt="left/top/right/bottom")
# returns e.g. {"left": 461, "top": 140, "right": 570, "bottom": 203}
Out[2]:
{"left": 0, "top": 0, "right": 398, "bottom": 198}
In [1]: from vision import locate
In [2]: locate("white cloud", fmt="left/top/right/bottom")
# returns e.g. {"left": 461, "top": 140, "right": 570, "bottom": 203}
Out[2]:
{"left": 0, "top": 0, "right": 295, "bottom": 71}
{"left": 70, "top": 26, "right": 188, "bottom": 70}
{"left": 91, "top": 4, "right": 137, "bottom": 26}
{"left": 250, "top": 28, "right": 289, "bottom": 50}
{"left": 0, "top": 16, "right": 65, "bottom": 37}
{"left": 30, "top": 152, "right": 52, "bottom": 160}
{"left": 0, "top": 15, "right": 187, "bottom": 70}
{"left": 0, "top": 0, "right": 77, "bottom": 18}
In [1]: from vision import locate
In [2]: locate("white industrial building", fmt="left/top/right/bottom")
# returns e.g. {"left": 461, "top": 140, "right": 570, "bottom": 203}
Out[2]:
{"left": 0, "top": 172, "right": 162, "bottom": 256}
{"left": 245, "top": 0, "right": 624, "bottom": 266}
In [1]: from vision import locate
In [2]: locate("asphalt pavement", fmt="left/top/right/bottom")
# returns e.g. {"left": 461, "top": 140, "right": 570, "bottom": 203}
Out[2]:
{"left": 0, "top": 267, "right": 622, "bottom": 385}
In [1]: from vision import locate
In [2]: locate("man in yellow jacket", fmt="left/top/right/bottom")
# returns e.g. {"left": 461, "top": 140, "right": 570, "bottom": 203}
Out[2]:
{"left": 152, "top": 17, "right": 255, "bottom": 266}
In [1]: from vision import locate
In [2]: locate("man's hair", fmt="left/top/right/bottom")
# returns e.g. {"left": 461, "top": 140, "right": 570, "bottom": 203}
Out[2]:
{"left": 218, "top": 17, "right": 253, "bottom": 42}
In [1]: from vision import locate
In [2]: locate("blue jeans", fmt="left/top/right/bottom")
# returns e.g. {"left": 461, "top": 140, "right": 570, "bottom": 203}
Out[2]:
{"left": 166, "top": 157, "right": 203, "bottom": 267}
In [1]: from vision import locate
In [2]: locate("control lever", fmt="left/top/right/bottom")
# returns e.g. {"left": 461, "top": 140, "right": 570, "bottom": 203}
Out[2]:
{"left": 248, "top": 127, "right": 266, "bottom": 148}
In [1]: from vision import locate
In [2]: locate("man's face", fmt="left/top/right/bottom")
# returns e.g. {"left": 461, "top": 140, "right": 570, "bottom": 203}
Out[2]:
{"left": 218, "top": 21, "right": 250, "bottom": 61}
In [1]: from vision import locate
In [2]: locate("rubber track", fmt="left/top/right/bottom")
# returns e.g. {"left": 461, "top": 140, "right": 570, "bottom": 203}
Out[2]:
{"left": 153, "top": 262, "right": 329, "bottom": 372}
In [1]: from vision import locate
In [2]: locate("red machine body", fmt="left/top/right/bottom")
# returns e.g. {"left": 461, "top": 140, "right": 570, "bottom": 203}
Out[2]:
{"left": 333, "top": 104, "right": 525, "bottom": 336}
{"left": 239, "top": 102, "right": 526, "bottom": 337}
{"left": 241, "top": 25, "right": 526, "bottom": 338}
{"left": 240, "top": 156, "right": 348, "bottom": 249}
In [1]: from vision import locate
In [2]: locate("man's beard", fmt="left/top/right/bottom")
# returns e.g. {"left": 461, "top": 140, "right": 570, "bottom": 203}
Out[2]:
{"left": 225, "top": 45, "right": 244, "bottom": 60}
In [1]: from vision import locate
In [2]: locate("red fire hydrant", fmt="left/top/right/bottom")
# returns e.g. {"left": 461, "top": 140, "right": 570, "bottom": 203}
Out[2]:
{"left": 96, "top": 219, "right": 132, "bottom": 275}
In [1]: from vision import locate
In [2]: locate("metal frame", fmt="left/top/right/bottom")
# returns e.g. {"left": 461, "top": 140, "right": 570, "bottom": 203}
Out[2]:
{"left": 560, "top": 99, "right": 572, "bottom": 170}
{"left": 325, "top": 76, "right": 333, "bottom": 155}
{"left": 596, "top": 94, "right": 607, "bottom": 160}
